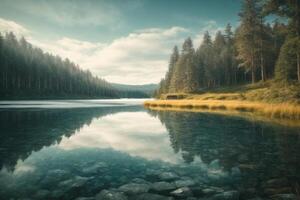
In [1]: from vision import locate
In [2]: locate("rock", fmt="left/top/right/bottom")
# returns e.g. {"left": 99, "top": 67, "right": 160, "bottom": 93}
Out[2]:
{"left": 135, "top": 193, "right": 174, "bottom": 200}
{"left": 51, "top": 189, "right": 64, "bottom": 198}
{"left": 247, "top": 197, "right": 264, "bottom": 200}
{"left": 270, "top": 194, "right": 297, "bottom": 200}
{"left": 75, "top": 197, "right": 96, "bottom": 200}
{"left": 34, "top": 189, "right": 50, "bottom": 199}
{"left": 170, "top": 187, "right": 192, "bottom": 197}
{"left": 151, "top": 181, "right": 177, "bottom": 192}
{"left": 264, "top": 187, "right": 292, "bottom": 196}
{"left": 239, "top": 164, "right": 256, "bottom": 171}
{"left": 41, "top": 169, "right": 71, "bottom": 185}
{"left": 95, "top": 189, "right": 127, "bottom": 200}
{"left": 132, "top": 178, "right": 149, "bottom": 184}
{"left": 119, "top": 183, "right": 150, "bottom": 194}
{"left": 59, "top": 176, "right": 91, "bottom": 190}
{"left": 213, "top": 190, "right": 239, "bottom": 200}
{"left": 82, "top": 162, "right": 108, "bottom": 174}
{"left": 264, "top": 178, "right": 289, "bottom": 188}
{"left": 159, "top": 172, "right": 179, "bottom": 181}
{"left": 231, "top": 166, "right": 241, "bottom": 177}
{"left": 202, "top": 187, "right": 224, "bottom": 195}
{"left": 174, "top": 179, "right": 196, "bottom": 187}
{"left": 209, "top": 159, "right": 221, "bottom": 170}
{"left": 238, "top": 154, "right": 249, "bottom": 163}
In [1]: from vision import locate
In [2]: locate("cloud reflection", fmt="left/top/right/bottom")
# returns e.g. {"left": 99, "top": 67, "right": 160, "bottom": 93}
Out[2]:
{"left": 57, "top": 112, "right": 183, "bottom": 164}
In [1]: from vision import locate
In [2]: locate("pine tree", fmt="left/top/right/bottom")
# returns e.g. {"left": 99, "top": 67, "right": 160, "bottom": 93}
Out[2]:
{"left": 236, "top": 0, "right": 261, "bottom": 84}
{"left": 264, "top": 0, "right": 300, "bottom": 81}
{"left": 166, "top": 46, "right": 179, "bottom": 93}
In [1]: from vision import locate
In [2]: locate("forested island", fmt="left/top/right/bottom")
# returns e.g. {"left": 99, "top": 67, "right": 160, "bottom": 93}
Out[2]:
{"left": 146, "top": 0, "right": 300, "bottom": 120}
{"left": 0, "top": 32, "right": 154, "bottom": 99}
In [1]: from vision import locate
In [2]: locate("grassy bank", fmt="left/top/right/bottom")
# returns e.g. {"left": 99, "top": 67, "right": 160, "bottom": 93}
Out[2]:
{"left": 145, "top": 82, "right": 300, "bottom": 121}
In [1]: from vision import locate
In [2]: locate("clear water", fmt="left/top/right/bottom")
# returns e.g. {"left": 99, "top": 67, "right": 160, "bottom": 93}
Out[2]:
{"left": 0, "top": 100, "right": 299, "bottom": 200}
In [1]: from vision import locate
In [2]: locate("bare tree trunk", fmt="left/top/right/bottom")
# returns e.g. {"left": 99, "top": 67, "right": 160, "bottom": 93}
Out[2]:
{"left": 260, "top": 16, "right": 266, "bottom": 82}
{"left": 297, "top": 52, "right": 300, "bottom": 82}
{"left": 251, "top": 54, "right": 256, "bottom": 84}
{"left": 296, "top": 0, "right": 300, "bottom": 82}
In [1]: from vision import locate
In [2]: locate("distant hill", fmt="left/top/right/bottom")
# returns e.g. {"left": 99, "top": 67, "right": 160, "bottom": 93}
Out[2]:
{"left": 111, "top": 83, "right": 158, "bottom": 98}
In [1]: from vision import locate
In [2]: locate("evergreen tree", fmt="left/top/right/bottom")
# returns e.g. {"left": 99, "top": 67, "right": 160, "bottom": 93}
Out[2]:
{"left": 166, "top": 46, "right": 179, "bottom": 93}
{"left": 264, "top": 0, "right": 300, "bottom": 81}
{"left": 0, "top": 32, "right": 118, "bottom": 99}
{"left": 236, "top": 0, "right": 261, "bottom": 83}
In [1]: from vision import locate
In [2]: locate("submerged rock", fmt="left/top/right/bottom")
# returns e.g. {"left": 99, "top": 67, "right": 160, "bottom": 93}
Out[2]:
{"left": 95, "top": 189, "right": 127, "bottom": 200}
{"left": 202, "top": 187, "right": 224, "bottom": 195}
{"left": 135, "top": 193, "right": 174, "bottom": 200}
{"left": 132, "top": 178, "right": 149, "bottom": 184}
{"left": 174, "top": 179, "right": 196, "bottom": 187}
{"left": 59, "top": 176, "right": 91, "bottom": 190}
{"left": 212, "top": 190, "right": 239, "bottom": 200}
{"left": 75, "top": 197, "right": 96, "bottom": 200}
{"left": 159, "top": 172, "right": 179, "bottom": 181}
{"left": 264, "top": 178, "right": 289, "bottom": 188}
{"left": 82, "top": 162, "right": 108, "bottom": 174}
{"left": 119, "top": 183, "right": 150, "bottom": 194}
{"left": 270, "top": 193, "right": 297, "bottom": 200}
{"left": 34, "top": 189, "right": 50, "bottom": 199}
{"left": 151, "top": 181, "right": 177, "bottom": 192}
{"left": 170, "top": 187, "right": 192, "bottom": 197}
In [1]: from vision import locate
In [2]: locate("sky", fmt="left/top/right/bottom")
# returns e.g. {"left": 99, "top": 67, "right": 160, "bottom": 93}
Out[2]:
{"left": 0, "top": 0, "right": 242, "bottom": 84}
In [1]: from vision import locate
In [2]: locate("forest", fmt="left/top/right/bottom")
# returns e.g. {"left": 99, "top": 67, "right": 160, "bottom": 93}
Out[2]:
{"left": 0, "top": 32, "right": 153, "bottom": 99}
{"left": 156, "top": 0, "right": 300, "bottom": 96}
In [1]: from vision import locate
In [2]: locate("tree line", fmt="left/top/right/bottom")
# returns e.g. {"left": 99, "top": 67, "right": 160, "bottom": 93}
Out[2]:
{"left": 0, "top": 32, "right": 118, "bottom": 99}
{"left": 157, "top": 0, "right": 300, "bottom": 96}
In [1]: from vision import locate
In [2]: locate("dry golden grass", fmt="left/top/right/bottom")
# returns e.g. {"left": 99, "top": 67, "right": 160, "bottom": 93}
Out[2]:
{"left": 144, "top": 99, "right": 300, "bottom": 121}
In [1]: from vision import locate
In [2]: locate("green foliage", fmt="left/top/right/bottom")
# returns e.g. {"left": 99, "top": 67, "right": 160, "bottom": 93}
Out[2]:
{"left": 156, "top": 0, "right": 299, "bottom": 97}
{"left": 275, "top": 36, "right": 300, "bottom": 81}
{"left": 0, "top": 32, "right": 118, "bottom": 99}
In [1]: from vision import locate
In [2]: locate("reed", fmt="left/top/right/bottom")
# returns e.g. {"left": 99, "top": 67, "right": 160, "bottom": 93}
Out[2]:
{"left": 144, "top": 99, "right": 300, "bottom": 120}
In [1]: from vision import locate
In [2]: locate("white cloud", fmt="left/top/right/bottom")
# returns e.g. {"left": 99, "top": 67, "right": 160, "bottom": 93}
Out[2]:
{"left": 29, "top": 26, "right": 189, "bottom": 84}
{"left": 58, "top": 112, "right": 183, "bottom": 164}
{"left": 0, "top": 18, "right": 30, "bottom": 36}
{"left": 0, "top": 17, "right": 221, "bottom": 84}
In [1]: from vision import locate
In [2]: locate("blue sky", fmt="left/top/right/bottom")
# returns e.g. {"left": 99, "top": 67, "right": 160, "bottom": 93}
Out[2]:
{"left": 0, "top": 0, "right": 242, "bottom": 84}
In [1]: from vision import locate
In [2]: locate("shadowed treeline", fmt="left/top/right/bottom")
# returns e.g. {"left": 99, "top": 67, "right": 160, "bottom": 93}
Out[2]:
{"left": 149, "top": 110, "right": 300, "bottom": 196}
{"left": 0, "top": 106, "right": 143, "bottom": 170}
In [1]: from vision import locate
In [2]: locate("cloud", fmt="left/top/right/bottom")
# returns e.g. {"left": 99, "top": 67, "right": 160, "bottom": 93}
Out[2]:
{"left": 29, "top": 26, "right": 189, "bottom": 84}
{"left": 0, "top": 17, "right": 221, "bottom": 84}
{"left": 58, "top": 111, "right": 183, "bottom": 164}
{"left": 0, "top": 18, "right": 30, "bottom": 36}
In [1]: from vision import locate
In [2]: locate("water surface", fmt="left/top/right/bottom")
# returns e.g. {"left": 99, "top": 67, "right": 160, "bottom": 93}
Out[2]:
{"left": 0, "top": 100, "right": 299, "bottom": 200}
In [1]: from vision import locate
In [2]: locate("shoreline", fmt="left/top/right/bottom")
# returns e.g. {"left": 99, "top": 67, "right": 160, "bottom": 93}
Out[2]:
{"left": 144, "top": 99, "right": 300, "bottom": 124}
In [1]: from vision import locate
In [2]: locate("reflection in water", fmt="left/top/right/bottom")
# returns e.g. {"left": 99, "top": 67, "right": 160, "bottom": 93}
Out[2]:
{"left": 0, "top": 104, "right": 299, "bottom": 200}
{"left": 0, "top": 106, "right": 143, "bottom": 169}
{"left": 57, "top": 112, "right": 182, "bottom": 164}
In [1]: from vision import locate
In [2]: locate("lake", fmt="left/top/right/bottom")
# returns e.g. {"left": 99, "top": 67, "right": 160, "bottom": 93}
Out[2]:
{"left": 0, "top": 99, "right": 299, "bottom": 200}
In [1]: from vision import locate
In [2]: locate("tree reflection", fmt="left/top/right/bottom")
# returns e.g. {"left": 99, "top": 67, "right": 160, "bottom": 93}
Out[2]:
{"left": 0, "top": 106, "right": 142, "bottom": 170}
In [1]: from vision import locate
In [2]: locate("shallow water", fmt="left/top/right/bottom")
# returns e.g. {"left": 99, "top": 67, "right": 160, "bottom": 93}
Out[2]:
{"left": 0, "top": 99, "right": 299, "bottom": 200}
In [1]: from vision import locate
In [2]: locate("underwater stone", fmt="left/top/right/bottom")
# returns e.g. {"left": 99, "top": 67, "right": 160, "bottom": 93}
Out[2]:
{"left": 270, "top": 194, "right": 297, "bottom": 200}
{"left": 174, "top": 179, "right": 196, "bottom": 187}
{"left": 119, "top": 183, "right": 150, "bottom": 194}
{"left": 159, "top": 172, "right": 179, "bottom": 181}
{"left": 212, "top": 190, "right": 239, "bottom": 200}
{"left": 151, "top": 181, "right": 177, "bottom": 192}
{"left": 135, "top": 193, "right": 174, "bottom": 200}
{"left": 95, "top": 189, "right": 127, "bottom": 200}
{"left": 170, "top": 187, "right": 192, "bottom": 197}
